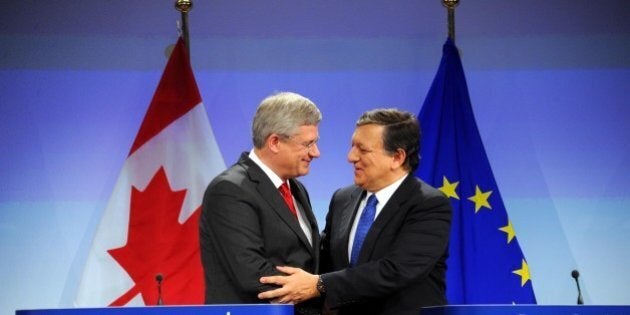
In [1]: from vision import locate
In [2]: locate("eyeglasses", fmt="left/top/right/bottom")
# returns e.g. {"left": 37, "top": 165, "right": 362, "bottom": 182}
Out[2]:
{"left": 283, "top": 136, "right": 318, "bottom": 151}
{"left": 299, "top": 140, "right": 318, "bottom": 151}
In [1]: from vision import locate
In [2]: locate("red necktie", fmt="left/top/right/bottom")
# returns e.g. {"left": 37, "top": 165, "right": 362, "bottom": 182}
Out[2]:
{"left": 279, "top": 182, "right": 298, "bottom": 219}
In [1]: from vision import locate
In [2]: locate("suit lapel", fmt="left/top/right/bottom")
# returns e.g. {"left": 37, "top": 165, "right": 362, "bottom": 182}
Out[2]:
{"left": 240, "top": 154, "right": 315, "bottom": 252}
{"left": 340, "top": 188, "right": 365, "bottom": 265}
{"left": 358, "top": 175, "right": 418, "bottom": 264}
{"left": 289, "top": 179, "right": 319, "bottom": 257}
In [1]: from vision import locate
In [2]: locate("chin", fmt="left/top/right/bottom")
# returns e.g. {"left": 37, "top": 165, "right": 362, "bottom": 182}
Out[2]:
{"left": 353, "top": 178, "right": 364, "bottom": 187}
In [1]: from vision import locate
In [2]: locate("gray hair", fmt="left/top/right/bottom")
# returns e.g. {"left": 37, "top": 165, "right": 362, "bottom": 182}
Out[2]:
{"left": 252, "top": 92, "right": 322, "bottom": 148}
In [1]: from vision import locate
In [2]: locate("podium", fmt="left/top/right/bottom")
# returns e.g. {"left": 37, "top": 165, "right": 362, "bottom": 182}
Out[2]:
{"left": 421, "top": 305, "right": 630, "bottom": 315}
{"left": 18, "top": 305, "right": 630, "bottom": 315}
{"left": 16, "top": 305, "right": 293, "bottom": 315}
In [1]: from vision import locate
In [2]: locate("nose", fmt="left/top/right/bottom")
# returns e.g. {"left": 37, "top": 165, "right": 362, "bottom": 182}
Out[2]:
{"left": 309, "top": 143, "right": 321, "bottom": 158}
{"left": 347, "top": 146, "right": 358, "bottom": 163}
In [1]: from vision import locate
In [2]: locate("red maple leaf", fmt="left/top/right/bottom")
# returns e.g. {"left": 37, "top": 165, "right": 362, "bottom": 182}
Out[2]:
{"left": 108, "top": 167, "right": 204, "bottom": 306}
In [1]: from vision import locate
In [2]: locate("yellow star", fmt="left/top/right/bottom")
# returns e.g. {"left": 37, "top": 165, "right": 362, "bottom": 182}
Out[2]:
{"left": 467, "top": 185, "right": 492, "bottom": 213}
{"left": 499, "top": 220, "right": 516, "bottom": 244}
{"left": 513, "top": 259, "right": 532, "bottom": 287}
{"left": 439, "top": 176, "right": 460, "bottom": 200}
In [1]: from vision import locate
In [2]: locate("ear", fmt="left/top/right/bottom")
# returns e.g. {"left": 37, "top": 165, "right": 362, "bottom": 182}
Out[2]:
{"left": 268, "top": 133, "right": 282, "bottom": 153}
{"left": 391, "top": 148, "right": 407, "bottom": 170}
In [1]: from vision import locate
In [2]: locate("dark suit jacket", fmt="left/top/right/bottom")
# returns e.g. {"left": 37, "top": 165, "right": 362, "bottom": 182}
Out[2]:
{"left": 200, "top": 152, "right": 321, "bottom": 314}
{"left": 320, "top": 175, "right": 451, "bottom": 315}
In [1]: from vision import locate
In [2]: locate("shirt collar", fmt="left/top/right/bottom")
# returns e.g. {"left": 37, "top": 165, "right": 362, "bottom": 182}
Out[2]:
{"left": 369, "top": 173, "right": 409, "bottom": 207}
{"left": 249, "top": 150, "right": 285, "bottom": 189}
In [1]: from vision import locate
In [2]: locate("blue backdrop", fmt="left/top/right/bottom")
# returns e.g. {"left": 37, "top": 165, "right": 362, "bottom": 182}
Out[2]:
{"left": 1, "top": 1, "right": 629, "bottom": 314}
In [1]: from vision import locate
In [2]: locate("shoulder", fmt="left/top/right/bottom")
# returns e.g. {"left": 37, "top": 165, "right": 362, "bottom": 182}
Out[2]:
{"left": 400, "top": 176, "right": 451, "bottom": 210}
{"left": 289, "top": 178, "right": 307, "bottom": 190}
{"left": 416, "top": 177, "right": 444, "bottom": 198}
{"left": 205, "top": 156, "right": 255, "bottom": 193}
{"left": 331, "top": 184, "right": 362, "bottom": 204}
{"left": 205, "top": 167, "right": 241, "bottom": 196}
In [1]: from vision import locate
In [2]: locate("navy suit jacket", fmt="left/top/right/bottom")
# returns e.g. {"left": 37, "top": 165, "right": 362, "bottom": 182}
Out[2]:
{"left": 199, "top": 152, "right": 321, "bottom": 314}
{"left": 320, "top": 175, "right": 451, "bottom": 315}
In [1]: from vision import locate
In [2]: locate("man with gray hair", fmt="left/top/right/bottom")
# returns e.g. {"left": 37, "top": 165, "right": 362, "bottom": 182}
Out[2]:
{"left": 200, "top": 92, "right": 323, "bottom": 315}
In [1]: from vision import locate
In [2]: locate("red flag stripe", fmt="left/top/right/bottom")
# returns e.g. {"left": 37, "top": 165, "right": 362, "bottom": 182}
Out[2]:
{"left": 129, "top": 38, "right": 201, "bottom": 156}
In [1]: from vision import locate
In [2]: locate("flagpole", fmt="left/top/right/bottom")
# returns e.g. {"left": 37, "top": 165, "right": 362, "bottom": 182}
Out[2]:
{"left": 442, "top": 0, "right": 459, "bottom": 42}
{"left": 175, "top": 0, "right": 193, "bottom": 56}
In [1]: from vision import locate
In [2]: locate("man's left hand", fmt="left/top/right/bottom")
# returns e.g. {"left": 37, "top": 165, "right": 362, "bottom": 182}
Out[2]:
{"left": 258, "top": 266, "right": 320, "bottom": 304}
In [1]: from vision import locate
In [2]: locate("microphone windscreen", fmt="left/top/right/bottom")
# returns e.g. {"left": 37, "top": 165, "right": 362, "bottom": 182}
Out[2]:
{"left": 571, "top": 270, "right": 580, "bottom": 279}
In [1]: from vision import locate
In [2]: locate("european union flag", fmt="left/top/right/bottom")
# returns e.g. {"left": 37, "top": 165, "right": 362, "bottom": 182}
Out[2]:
{"left": 415, "top": 38, "right": 537, "bottom": 304}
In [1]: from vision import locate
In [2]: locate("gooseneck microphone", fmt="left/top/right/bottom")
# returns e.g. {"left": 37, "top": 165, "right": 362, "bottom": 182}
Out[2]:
{"left": 571, "top": 269, "right": 584, "bottom": 305}
{"left": 155, "top": 273, "right": 164, "bottom": 305}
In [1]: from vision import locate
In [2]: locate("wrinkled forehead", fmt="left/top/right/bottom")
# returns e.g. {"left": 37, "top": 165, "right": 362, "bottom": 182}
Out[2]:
{"left": 352, "top": 124, "right": 384, "bottom": 145}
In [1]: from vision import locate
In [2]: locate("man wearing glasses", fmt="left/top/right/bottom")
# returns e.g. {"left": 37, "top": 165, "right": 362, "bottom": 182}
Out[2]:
{"left": 200, "top": 92, "right": 323, "bottom": 315}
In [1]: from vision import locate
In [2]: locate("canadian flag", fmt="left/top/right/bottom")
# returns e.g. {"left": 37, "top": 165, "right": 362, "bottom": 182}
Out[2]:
{"left": 75, "top": 38, "right": 225, "bottom": 306}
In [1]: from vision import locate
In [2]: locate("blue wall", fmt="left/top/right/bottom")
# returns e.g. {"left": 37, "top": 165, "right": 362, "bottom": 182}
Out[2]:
{"left": 1, "top": 1, "right": 629, "bottom": 313}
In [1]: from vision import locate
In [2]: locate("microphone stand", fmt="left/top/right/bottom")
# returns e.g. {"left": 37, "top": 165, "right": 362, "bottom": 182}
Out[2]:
{"left": 571, "top": 270, "right": 584, "bottom": 305}
{"left": 156, "top": 273, "right": 164, "bottom": 305}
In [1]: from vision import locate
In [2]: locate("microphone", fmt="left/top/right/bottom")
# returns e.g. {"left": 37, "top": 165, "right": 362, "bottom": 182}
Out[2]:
{"left": 155, "top": 273, "right": 164, "bottom": 305}
{"left": 571, "top": 269, "right": 583, "bottom": 305}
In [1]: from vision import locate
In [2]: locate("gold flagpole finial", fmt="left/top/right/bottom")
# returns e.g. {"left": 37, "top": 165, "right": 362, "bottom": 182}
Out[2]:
{"left": 175, "top": 0, "right": 193, "bottom": 13}
{"left": 175, "top": 0, "right": 193, "bottom": 55}
{"left": 442, "top": 0, "right": 459, "bottom": 42}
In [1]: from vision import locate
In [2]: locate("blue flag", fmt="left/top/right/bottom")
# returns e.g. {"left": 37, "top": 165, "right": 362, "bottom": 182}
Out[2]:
{"left": 415, "top": 38, "right": 537, "bottom": 304}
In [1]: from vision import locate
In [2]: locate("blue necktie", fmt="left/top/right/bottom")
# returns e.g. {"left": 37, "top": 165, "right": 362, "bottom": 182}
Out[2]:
{"left": 350, "top": 194, "right": 378, "bottom": 266}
